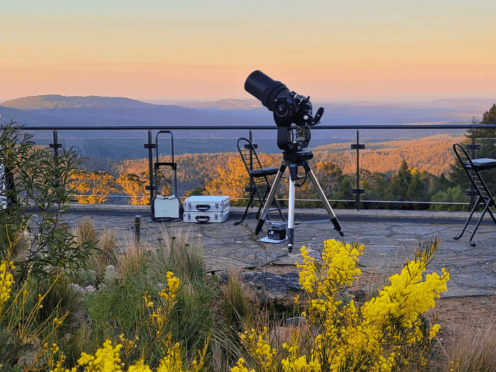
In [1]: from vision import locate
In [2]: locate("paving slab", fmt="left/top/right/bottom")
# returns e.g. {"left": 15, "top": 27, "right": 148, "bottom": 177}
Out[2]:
{"left": 60, "top": 205, "right": 496, "bottom": 298}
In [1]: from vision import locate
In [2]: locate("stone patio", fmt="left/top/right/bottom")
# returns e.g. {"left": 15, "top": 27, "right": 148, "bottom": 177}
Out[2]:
{"left": 61, "top": 205, "right": 496, "bottom": 298}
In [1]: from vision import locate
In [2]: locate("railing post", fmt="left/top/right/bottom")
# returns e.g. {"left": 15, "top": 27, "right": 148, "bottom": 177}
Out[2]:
{"left": 351, "top": 129, "right": 365, "bottom": 210}
{"left": 144, "top": 130, "right": 157, "bottom": 218}
{"left": 49, "top": 129, "right": 63, "bottom": 188}
{"left": 245, "top": 129, "right": 257, "bottom": 208}
{"left": 49, "top": 129, "right": 62, "bottom": 159}
{"left": 249, "top": 129, "right": 254, "bottom": 172}
{"left": 465, "top": 127, "right": 481, "bottom": 209}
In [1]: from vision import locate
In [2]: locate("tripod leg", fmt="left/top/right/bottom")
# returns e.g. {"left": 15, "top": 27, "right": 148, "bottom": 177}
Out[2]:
{"left": 255, "top": 165, "right": 286, "bottom": 235}
{"left": 307, "top": 167, "right": 344, "bottom": 236}
{"left": 287, "top": 177, "right": 295, "bottom": 253}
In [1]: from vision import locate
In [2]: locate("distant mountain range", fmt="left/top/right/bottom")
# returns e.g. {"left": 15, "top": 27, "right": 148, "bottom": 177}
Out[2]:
{"left": 3, "top": 94, "right": 494, "bottom": 112}
{"left": 0, "top": 94, "right": 494, "bottom": 159}
{"left": 1, "top": 95, "right": 153, "bottom": 110}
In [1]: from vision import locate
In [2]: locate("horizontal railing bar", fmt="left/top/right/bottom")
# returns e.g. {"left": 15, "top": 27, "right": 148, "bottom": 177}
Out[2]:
{"left": 18, "top": 124, "right": 496, "bottom": 131}
{"left": 81, "top": 194, "right": 471, "bottom": 206}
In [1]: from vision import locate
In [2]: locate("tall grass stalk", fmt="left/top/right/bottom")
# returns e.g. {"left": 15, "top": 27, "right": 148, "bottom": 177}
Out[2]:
{"left": 151, "top": 226, "right": 205, "bottom": 284}
{"left": 445, "top": 319, "right": 496, "bottom": 372}
{"left": 87, "top": 228, "right": 118, "bottom": 283}
{"left": 221, "top": 270, "right": 251, "bottom": 330}
{"left": 117, "top": 237, "right": 146, "bottom": 281}
{"left": 73, "top": 216, "right": 97, "bottom": 245}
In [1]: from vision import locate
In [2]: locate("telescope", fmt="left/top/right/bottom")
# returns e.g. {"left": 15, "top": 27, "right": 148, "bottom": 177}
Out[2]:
{"left": 244, "top": 70, "right": 343, "bottom": 252}
{"left": 245, "top": 70, "right": 323, "bottom": 152}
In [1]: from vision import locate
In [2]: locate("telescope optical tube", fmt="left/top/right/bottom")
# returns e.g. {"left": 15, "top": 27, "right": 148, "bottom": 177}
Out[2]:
{"left": 244, "top": 70, "right": 289, "bottom": 112}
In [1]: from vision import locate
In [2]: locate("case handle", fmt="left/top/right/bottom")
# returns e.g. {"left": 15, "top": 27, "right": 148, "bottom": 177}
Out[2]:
{"left": 195, "top": 216, "right": 210, "bottom": 223}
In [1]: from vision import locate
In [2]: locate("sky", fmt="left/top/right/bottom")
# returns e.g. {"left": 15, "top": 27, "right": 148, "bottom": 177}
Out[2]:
{"left": 1, "top": 0, "right": 496, "bottom": 102}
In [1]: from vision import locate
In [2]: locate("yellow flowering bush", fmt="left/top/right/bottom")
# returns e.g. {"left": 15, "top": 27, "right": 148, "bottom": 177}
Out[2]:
{"left": 0, "top": 261, "right": 69, "bottom": 370}
{"left": 47, "top": 272, "right": 208, "bottom": 372}
{"left": 234, "top": 239, "right": 449, "bottom": 372}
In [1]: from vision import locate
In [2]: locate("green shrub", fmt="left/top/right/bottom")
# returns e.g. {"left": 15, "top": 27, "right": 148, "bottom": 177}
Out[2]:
{"left": 0, "top": 121, "right": 96, "bottom": 282}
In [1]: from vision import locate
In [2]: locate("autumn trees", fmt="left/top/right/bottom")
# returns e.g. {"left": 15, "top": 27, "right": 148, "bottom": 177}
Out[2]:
{"left": 70, "top": 170, "right": 149, "bottom": 204}
{"left": 66, "top": 150, "right": 463, "bottom": 210}
{"left": 35, "top": 103, "right": 496, "bottom": 209}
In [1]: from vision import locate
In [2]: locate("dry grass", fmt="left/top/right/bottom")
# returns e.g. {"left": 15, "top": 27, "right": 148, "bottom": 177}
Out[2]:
{"left": 72, "top": 218, "right": 119, "bottom": 283}
{"left": 444, "top": 319, "right": 496, "bottom": 372}
{"left": 9, "top": 230, "right": 30, "bottom": 261}
{"left": 88, "top": 228, "right": 119, "bottom": 282}
{"left": 151, "top": 226, "right": 205, "bottom": 284}
{"left": 116, "top": 234, "right": 146, "bottom": 281}
{"left": 73, "top": 216, "right": 97, "bottom": 245}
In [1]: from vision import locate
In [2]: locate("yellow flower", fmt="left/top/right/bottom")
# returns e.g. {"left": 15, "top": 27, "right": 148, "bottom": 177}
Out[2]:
{"left": 0, "top": 261, "right": 14, "bottom": 313}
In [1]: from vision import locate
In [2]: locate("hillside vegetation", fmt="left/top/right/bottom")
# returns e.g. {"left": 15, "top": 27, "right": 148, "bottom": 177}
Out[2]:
{"left": 111, "top": 133, "right": 463, "bottom": 192}
{"left": 69, "top": 133, "right": 470, "bottom": 210}
{"left": 312, "top": 133, "right": 464, "bottom": 177}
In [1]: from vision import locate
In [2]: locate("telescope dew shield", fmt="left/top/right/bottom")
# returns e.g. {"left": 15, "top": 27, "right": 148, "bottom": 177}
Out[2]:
{"left": 244, "top": 70, "right": 289, "bottom": 113}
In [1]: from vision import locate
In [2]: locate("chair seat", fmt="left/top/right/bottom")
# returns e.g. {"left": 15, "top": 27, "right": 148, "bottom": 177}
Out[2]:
{"left": 250, "top": 167, "right": 279, "bottom": 177}
{"left": 467, "top": 158, "right": 496, "bottom": 170}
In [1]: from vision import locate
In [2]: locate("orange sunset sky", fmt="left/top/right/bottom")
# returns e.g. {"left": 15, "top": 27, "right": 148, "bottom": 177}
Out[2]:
{"left": 1, "top": 0, "right": 496, "bottom": 102}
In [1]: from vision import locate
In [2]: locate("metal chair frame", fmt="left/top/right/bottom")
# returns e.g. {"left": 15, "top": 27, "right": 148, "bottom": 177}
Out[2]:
{"left": 234, "top": 137, "right": 285, "bottom": 225}
{"left": 453, "top": 143, "right": 496, "bottom": 246}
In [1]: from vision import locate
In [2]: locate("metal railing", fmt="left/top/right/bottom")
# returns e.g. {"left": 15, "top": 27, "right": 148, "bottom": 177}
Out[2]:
{"left": 19, "top": 123, "right": 496, "bottom": 210}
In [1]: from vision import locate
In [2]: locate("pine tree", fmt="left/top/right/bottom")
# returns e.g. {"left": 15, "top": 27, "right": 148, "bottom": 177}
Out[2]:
{"left": 448, "top": 104, "right": 496, "bottom": 196}
{"left": 389, "top": 160, "right": 411, "bottom": 202}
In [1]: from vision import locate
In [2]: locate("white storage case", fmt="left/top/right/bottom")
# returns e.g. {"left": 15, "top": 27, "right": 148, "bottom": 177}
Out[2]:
{"left": 183, "top": 196, "right": 230, "bottom": 223}
{"left": 184, "top": 196, "right": 229, "bottom": 213}
{"left": 183, "top": 208, "right": 230, "bottom": 223}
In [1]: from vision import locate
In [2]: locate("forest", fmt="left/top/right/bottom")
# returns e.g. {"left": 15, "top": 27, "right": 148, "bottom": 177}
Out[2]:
{"left": 72, "top": 104, "right": 496, "bottom": 211}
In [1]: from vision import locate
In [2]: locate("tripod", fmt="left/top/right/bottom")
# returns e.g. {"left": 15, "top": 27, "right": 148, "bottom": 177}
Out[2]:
{"left": 255, "top": 150, "right": 344, "bottom": 252}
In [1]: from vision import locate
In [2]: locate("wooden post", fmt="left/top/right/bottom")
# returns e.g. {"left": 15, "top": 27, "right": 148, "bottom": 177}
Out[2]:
{"left": 135, "top": 215, "right": 141, "bottom": 244}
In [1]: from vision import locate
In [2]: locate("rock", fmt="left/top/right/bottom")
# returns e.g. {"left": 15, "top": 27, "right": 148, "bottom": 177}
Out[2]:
{"left": 240, "top": 272, "right": 302, "bottom": 301}
{"left": 286, "top": 317, "right": 306, "bottom": 327}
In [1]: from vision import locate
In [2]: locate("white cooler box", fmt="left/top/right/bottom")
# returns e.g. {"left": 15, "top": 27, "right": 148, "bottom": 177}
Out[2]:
{"left": 183, "top": 196, "right": 230, "bottom": 223}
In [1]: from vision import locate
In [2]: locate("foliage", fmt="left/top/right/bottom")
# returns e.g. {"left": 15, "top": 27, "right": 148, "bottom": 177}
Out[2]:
{"left": 429, "top": 186, "right": 468, "bottom": 212}
{"left": 204, "top": 156, "right": 250, "bottom": 202}
{"left": 83, "top": 229, "right": 218, "bottom": 367}
{"left": 0, "top": 260, "right": 66, "bottom": 370}
{"left": 221, "top": 271, "right": 252, "bottom": 332}
{"left": 0, "top": 121, "right": 95, "bottom": 281}
{"left": 235, "top": 238, "right": 449, "bottom": 371}
{"left": 66, "top": 132, "right": 475, "bottom": 210}
{"left": 150, "top": 229, "right": 219, "bottom": 361}
{"left": 115, "top": 172, "right": 149, "bottom": 205}
{"left": 70, "top": 170, "right": 119, "bottom": 204}
{"left": 45, "top": 272, "right": 209, "bottom": 372}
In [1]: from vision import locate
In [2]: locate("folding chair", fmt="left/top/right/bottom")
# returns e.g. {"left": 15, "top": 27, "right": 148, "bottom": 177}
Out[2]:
{"left": 453, "top": 143, "right": 496, "bottom": 246}
{"left": 234, "top": 138, "right": 285, "bottom": 225}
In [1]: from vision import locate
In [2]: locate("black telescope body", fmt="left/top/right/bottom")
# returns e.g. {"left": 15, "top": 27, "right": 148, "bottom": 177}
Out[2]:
{"left": 244, "top": 71, "right": 288, "bottom": 113}
{"left": 244, "top": 70, "right": 324, "bottom": 151}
